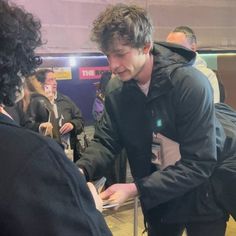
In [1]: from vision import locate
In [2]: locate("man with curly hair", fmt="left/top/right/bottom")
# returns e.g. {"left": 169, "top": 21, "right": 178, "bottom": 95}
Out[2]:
{"left": 0, "top": 1, "right": 111, "bottom": 235}
{"left": 76, "top": 3, "right": 236, "bottom": 236}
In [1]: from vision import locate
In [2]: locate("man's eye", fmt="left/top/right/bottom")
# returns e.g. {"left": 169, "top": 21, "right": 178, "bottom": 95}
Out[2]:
{"left": 116, "top": 53, "right": 126, "bottom": 58}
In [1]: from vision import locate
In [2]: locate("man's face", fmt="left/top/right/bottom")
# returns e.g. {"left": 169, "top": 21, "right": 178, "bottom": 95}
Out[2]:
{"left": 105, "top": 42, "right": 148, "bottom": 82}
{"left": 166, "top": 32, "right": 195, "bottom": 51}
{"left": 44, "top": 72, "right": 57, "bottom": 94}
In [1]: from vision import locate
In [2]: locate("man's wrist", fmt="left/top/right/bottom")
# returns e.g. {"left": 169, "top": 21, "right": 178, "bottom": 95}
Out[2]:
{"left": 128, "top": 183, "right": 138, "bottom": 198}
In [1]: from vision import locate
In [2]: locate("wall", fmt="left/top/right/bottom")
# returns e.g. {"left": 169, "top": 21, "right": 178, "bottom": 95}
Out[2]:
{"left": 12, "top": 0, "right": 236, "bottom": 53}
{"left": 10, "top": 0, "right": 236, "bottom": 123}
{"left": 201, "top": 52, "right": 236, "bottom": 109}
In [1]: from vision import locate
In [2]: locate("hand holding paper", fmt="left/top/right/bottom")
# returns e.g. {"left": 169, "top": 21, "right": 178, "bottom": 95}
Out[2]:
{"left": 100, "top": 183, "right": 138, "bottom": 210}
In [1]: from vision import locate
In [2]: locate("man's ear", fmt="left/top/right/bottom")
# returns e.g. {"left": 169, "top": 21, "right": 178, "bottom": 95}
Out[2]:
{"left": 191, "top": 43, "right": 197, "bottom": 52}
{"left": 143, "top": 42, "right": 152, "bottom": 54}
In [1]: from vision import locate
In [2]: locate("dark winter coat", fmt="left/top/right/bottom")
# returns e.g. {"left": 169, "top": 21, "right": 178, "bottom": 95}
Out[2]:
{"left": 55, "top": 92, "right": 84, "bottom": 157}
{"left": 211, "top": 103, "right": 236, "bottom": 220}
{"left": 77, "top": 42, "right": 227, "bottom": 224}
{"left": 0, "top": 113, "right": 112, "bottom": 236}
{"left": 18, "top": 93, "right": 61, "bottom": 142}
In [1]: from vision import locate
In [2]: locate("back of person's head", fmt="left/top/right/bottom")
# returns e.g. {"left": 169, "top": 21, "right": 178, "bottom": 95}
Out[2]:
{"left": 35, "top": 69, "right": 54, "bottom": 84}
{"left": 20, "top": 76, "right": 46, "bottom": 113}
{"left": 173, "top": 26, "right": 197, "bottom": 44}
{"left": 0, "top": 0, "right": 42, "bottom": 107}
{"left": 166, "top": 25, "right": 197, "bottom": 51}
{"left": 26, "top": 76, "right": 45, "bottom": 96}
{"left": 91, "top": 3, "right": 153, "bottom": 53}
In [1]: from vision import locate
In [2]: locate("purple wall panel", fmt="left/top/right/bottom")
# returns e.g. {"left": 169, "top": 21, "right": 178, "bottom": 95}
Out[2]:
{"left": 40, "top": 53, "right": 109, "bottom": 125}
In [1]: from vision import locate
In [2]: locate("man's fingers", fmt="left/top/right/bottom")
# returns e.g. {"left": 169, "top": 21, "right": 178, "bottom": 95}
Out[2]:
{"left": 100, "top": 189, "right": 112, "bottom": 200}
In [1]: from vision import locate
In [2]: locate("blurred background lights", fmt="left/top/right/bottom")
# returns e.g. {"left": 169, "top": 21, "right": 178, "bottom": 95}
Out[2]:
{"left": 69, "top": 57, "right": 76, "bottom": 67}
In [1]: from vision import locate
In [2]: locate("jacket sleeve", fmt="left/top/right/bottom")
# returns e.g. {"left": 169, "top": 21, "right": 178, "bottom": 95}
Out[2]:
{"left": 64, "top": 96, "right": 84, "bottom": 134}
{"left": 8, "top": 139, "right": 112, "bottom": 236}
{"left": 23, "top": 98, "right": 49, "bottom": 132}
{"left": 136, "top": 67, "right": 218, "bottom": 210}
{"left": 76, "top": 98, "right": 123, "bottom": 181}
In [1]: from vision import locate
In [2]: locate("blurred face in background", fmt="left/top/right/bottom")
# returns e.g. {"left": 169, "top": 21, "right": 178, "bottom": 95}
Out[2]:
{"left": 166, "top": 32, "right": 196, "bottom": 51}
{"left": 44, "top": 72, "right": 57, "bottom": 95}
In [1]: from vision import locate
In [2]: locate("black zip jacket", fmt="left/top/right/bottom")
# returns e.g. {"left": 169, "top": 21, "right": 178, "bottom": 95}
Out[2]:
{"left": 77, "top": 42, "right": 227, "bottom": 223}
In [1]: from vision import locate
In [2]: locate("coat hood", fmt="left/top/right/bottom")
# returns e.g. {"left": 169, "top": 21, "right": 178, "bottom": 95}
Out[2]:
{"left": 153, "top": 42, "right": 196, "bottom": 64}
{"left": 151, "top": 42, "right": 196, "bottom": 78}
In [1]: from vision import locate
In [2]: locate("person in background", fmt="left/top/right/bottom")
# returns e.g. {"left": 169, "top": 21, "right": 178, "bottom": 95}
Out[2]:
{"left": 76, "top": 4, "right": 230, "bottom": 236}
{"left": 35, "top": 69, "right": 84, "bottom": 161}
{"left": 6, "top": 75, "right": 61, "bottom": 142}
{"left": 25, "top": 76, "right": 61, "bottom": 141}
{"left": 0, "top": 1, "right": 111, "bottom": 235}
{"left": 166, "top": 25, "right": 220, "bottom": 103}
{"left": 92, "top": 71, "right": 112, "bottom": 123}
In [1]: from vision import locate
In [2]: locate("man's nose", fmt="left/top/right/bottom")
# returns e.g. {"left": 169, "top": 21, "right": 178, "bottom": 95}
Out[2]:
{"left": 108, "top": 57, "right": 119, "bottom": 73}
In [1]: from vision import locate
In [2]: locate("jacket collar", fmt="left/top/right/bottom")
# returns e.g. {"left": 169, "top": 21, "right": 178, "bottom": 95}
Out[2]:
{"left": 147, "top": 42, "right": 196, "bottom": 101}
{"left": 0, "top": 113, "right": 19, "bottom": 127}
{"left": 55, "top": 92, "right": 64, "bottom": 101}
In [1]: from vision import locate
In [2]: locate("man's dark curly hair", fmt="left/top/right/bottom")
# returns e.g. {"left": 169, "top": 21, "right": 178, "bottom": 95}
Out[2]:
{"left": 0, "top": 0, "right": 42, "bottom": 106}
{"left": 91, "top": 4, "right": 153, "bottom": 53}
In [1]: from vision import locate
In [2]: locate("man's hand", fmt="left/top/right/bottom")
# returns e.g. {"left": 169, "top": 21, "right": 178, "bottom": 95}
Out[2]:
{"left": 100, "top": 183, "right": 138, "bottom": 210}
{"left": 60, "top": 122, "right": 73, "bottom": 135}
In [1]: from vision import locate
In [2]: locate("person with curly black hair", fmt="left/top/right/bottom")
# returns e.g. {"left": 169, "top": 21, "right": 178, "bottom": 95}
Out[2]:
{"left": 0, "top": 1, "right": 112, "bottom": 235}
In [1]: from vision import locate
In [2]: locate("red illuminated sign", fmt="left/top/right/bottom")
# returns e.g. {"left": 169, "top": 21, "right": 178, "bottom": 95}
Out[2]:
{"left": 79, "top": 66, "right": 110, "bottom": 80}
